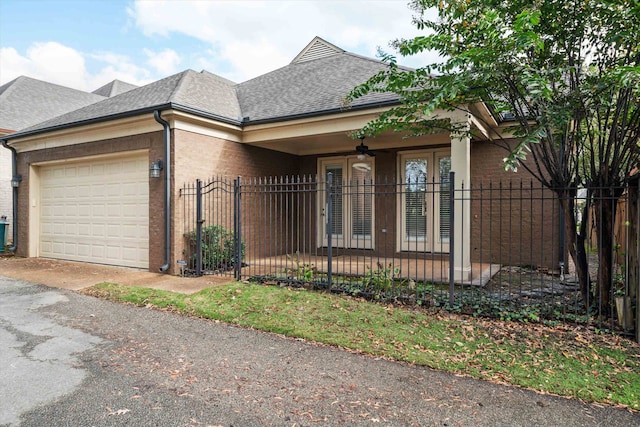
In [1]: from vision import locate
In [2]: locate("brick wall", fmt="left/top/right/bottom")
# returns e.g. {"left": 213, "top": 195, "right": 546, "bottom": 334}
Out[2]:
{"left": 469, "top": 140, "right": 561, "bottom": 269}
{"left": 12, "top": 129, "right": 560, "bottom": 273}
{"left": 172, "top": 129, "right": 300, "bottom": 268}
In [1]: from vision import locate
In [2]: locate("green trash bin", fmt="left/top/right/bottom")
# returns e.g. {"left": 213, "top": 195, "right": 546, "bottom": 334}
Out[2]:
{"left": 0, "top": 216, "right": 7, "bottom": 253}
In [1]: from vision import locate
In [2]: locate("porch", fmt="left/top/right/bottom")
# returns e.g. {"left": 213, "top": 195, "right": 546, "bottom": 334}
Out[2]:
{"left": 238, "top": 253, "right": 499, "bottom": 287}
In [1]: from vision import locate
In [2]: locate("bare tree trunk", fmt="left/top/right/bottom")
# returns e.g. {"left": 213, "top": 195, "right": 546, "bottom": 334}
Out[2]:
{"left": 557, "top": 191, "right": 591, "bottom": 307}
{"left": 593, "top": 191, "right": 618, "bottom": 315}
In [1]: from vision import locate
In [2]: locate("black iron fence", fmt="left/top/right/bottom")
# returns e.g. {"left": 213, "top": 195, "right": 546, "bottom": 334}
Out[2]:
{"left": 179, "top": 174, "right": 639, "bottom": 338}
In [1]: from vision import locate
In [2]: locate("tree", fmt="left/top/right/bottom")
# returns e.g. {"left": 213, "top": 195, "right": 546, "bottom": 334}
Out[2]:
{"left": 347, "top": 0, "right": 640, "bottom": 312}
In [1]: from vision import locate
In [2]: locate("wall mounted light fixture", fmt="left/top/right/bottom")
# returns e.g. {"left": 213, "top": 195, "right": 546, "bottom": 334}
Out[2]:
{"left": 11, "top": 175, "right": 22, "bottom": 188}
{"left": 149, "top": 160, "right": 163, "bottom": 178}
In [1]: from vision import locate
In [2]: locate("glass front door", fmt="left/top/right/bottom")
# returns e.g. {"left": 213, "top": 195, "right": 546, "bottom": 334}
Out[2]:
{"left": 319, "top": 157, "right": 374, "bottom": 249}
{"left": 399, "top": 151, "right": 450, "bottom": 253}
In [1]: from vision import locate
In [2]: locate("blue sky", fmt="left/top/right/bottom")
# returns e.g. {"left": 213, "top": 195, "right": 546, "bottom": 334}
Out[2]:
{"left": 0, "top": 0, "right": 438, "bottom": 92}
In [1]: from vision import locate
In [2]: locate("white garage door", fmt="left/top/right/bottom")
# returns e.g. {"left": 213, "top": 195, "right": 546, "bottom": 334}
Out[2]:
{"left": 39, "top": 154, "right": 149, "bottom": 268}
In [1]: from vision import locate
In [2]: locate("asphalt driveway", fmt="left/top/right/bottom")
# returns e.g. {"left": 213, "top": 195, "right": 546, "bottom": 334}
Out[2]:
{"left": 1, "top": 275, "right": 639, "bottom": 426}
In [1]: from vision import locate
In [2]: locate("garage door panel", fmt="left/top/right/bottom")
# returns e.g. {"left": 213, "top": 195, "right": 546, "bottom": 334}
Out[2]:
{"left": 39, "top": 154, "right": 149, "bottom": 268}
{"left": 77, "top": 244, "right": 91, "bottom": 257}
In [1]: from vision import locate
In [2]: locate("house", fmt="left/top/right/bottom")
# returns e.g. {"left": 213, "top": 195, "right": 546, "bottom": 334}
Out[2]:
{"left": 1, "top": 37, "right": 559, "bottom": 277}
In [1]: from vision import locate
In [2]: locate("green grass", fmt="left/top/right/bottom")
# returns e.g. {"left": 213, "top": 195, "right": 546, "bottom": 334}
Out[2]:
{"left": 84, "top": 281, "right": 640, "bottom": 410}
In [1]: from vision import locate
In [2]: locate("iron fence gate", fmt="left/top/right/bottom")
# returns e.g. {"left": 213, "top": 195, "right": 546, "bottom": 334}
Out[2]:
{"left": 180, "top": 177, "right": 242, "bottom": 279}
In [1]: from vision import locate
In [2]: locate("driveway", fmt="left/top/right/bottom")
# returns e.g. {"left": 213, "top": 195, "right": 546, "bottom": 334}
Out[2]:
{"left": 1, "top": 275, "right": 639, "bottom": 426}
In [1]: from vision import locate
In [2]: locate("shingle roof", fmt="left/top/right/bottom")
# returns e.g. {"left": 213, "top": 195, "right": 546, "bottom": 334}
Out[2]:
{"left": 0, "top": 76, "right": 106, "bottom": 132}
{"left": 236, "top": 50, "right": 399, "bottom": 123}
{"left": 18, "top": 70, "right": 242, "bottom": 133}
{"left": 92, "top": 79, "right": 139, "bottom": 97}
{"left": 7, "top": 37, "right": 400, "bottom": 138}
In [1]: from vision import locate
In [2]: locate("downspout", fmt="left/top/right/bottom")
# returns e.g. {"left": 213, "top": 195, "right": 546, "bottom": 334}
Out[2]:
{"left": 1, "top": 138, "right": 18, "bottom": 252}
{"left": 154, "top": 110, "right": 171, "bottom": 272}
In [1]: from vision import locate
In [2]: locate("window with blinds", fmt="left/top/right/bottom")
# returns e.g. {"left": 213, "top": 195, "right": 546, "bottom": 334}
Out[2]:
{"left": 318, "top": 157, "right": 374, "bottom": 249}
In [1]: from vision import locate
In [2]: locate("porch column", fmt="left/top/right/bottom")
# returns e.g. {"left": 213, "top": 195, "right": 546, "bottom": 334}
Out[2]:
{"left": 449, "top": 111, "right": 472, "bottom": 282}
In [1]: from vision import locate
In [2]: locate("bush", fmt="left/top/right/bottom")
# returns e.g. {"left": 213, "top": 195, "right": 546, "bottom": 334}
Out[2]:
{"left": 184, "top": 225, "right": 245, "bottom": 272}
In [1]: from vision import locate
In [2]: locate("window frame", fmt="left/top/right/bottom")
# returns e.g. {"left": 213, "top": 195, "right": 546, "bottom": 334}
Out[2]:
{"left": 317, "top": 156, "right": 375, "bottom": 249}
{"left": 397, "top": 149, "right": 451, "bottom": 253}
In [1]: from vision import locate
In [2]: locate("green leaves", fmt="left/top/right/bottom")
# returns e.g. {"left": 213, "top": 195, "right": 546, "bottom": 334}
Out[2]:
{"left": 348, "top": 0, "right": 639, "bottom": 188}
{"left": 504, "top": 126, "right": 547, "bottom": 172}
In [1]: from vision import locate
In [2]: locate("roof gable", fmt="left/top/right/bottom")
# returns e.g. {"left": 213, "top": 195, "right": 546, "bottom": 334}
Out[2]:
{"left": 291, "top": 36, "right": 345, "bottom": 63}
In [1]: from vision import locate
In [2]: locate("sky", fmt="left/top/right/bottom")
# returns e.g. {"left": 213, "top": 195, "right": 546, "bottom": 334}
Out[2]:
{"left": 0, "top": 0, "right": 439, "bottom": 93}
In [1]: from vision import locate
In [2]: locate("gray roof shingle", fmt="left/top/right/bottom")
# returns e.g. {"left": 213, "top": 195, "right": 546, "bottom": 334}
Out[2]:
{"left": 0, "top": 76, "right": 106, "bottom": 132}
{"left": 236, "top": 51, "right": 399, "bottom": 122}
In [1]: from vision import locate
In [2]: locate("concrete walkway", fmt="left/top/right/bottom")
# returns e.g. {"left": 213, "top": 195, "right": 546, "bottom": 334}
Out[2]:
{"left": 0, "top": 256, "right": 231, "bottom": 293}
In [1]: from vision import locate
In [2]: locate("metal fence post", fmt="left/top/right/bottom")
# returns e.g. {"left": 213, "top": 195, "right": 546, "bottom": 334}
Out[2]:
{"left": 636, "top": 179, "right": 640, "bottom": 343}
{"left": 196, "top": 179, "right": 203, "bottom": 277}
{"left": 327, "top": 172, "right": 333, "bottom": 289}
{"left": 234, "top": 177, "right": 242, "bottom": 281}
{"left": 448, "top": 171, "right": 455, "bottom": 306}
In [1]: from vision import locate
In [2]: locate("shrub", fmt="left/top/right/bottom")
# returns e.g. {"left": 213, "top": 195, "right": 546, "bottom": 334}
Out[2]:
{"left": 362, "top": 262, "right": 400, "bottom": 294}
{"left": 184, "top": 225, "right": 245, "bottom": 272}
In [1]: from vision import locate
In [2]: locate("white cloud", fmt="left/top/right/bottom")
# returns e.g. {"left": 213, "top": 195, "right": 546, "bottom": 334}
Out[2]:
{"left": 128, "top": 0, "right": 441, "bottom": 81}
{"left": 220, "top": 38, "right": 290, "bottom": 82}
{"left": 144, "top": 48, "right": 181, "bottom": 75}
{"left": 88, "top": 51, "right": 155, "bottom": 88}
{"left": 0, "top": 42, "right": 155, "bottom": 91}
{"left": 0, "top": 42, "right": 86, "bottom": 88}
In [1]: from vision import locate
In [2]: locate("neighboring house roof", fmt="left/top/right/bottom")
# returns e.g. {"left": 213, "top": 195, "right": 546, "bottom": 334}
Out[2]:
{"left": 92, "top": 79, "right": 139, "bottom": 97}
{"left": 0, "top": 76, "right": 106, "bottom": 132}
{"left": 6, "top": 37, "right": 402, "bottom": 139}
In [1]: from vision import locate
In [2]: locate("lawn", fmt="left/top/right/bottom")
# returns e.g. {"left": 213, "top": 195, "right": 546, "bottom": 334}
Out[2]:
{"left": 83, "top": 281, "right": 640, "bottom": 411}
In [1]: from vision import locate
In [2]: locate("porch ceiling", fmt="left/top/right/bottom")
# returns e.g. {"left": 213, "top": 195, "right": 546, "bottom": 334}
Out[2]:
{"left": 242, "top": 130, "right": 453, "bottom": 156}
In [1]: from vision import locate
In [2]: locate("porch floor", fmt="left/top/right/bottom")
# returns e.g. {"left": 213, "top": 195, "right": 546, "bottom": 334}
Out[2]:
{"left": 239, "top": 254, "right": 500, "bottom": 286}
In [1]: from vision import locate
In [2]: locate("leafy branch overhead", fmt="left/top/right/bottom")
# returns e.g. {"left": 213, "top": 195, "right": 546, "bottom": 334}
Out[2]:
{"left": 347, "top": 0, "right": 640, "bottom": 179}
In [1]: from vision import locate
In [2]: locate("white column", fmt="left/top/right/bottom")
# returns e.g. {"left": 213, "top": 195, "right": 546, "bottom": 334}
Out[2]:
{"left": 449, "top": 111, "right": 472, "bottom": 282}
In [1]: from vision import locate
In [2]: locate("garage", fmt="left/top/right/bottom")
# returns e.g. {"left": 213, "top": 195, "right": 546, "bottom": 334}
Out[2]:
{"left": 38, "top": 153, "right": 149, "bottom": 268}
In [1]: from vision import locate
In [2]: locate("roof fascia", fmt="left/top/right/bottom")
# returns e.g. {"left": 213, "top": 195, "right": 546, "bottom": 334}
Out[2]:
{"left": 3, "top": 103, "right": 173, "bottom": 141}
{"left": 6, "top": 113, "right": 161, "bottom": 153}
{"left": 241, "top": 105, "right": 399, "bottom": 144}
{"left": 244, "top": 99, "right": 401, "bottom": 126}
